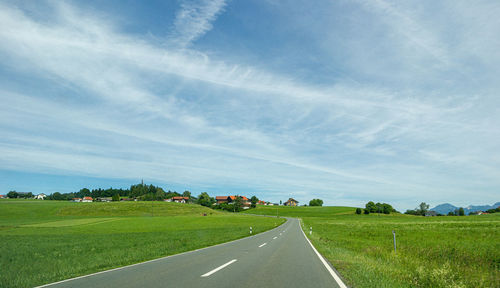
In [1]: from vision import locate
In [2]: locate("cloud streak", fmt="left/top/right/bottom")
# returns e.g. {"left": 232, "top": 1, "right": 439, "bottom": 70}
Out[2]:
{"left": 169, "top": 0, "right": 227, "bottom": 47}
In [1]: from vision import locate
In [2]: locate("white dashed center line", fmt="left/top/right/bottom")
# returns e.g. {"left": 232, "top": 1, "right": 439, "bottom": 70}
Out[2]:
{"left": 273, "top": 236, "right": 277, "bottom": 239}
{"left": 201, "top": 259, "right": 237, "bottom": 277}
{"left": 258, "top": 243, "right": 267, "bottom": 248}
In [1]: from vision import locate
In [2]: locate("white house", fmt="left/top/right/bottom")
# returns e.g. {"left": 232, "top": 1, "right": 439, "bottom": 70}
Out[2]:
{"left": 34, "top": 193, "right": 46, "bottom": 200}
{"left": 81, "top": 196, "right": 93, "bottom": 202}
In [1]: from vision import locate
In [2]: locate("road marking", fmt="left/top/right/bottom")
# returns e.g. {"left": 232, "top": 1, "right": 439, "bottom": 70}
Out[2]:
{"left": 35, "top": 220, "right": 290, "bottom": 288}
{"left": 201, "top": 259, "right": 237, "bottom": 277}
{"left": 280, "top": 233, "right": 282, "bottom": 235}
{"left": 300, "top": 220, "right": 347, "bottom": 288}
{"left": 273, "top": 236, "right": 277, "bottom": 239}
{"left": 258, "top": 243, "right": 267, "bottom": 248}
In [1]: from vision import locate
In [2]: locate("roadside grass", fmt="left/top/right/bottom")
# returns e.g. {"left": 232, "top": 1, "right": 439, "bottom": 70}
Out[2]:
{"left": 246, "top": 205, "right": 499, "bottom": 287}
{"left": 301, "top": 213, "right": 499, "bottom": 288}
{"left": 0, "top": 200, "right": 285, "bottom": 288}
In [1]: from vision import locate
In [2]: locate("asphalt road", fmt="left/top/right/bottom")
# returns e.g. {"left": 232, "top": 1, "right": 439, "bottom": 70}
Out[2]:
{"left": 39, "top": 218, "right": 346, "bottom": 288}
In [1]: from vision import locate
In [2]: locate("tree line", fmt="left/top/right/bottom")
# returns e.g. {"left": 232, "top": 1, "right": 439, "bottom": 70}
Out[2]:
{"left": 355, "top": 201, "right": 397, "bottom": 215}
{"left": 45, "top": 183, "right": 193, "bottom": 201}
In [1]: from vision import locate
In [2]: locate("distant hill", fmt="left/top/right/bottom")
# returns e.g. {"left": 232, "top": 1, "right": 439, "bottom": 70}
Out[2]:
{"left": 431, "top": 202, "right": 500, "bottom": 215}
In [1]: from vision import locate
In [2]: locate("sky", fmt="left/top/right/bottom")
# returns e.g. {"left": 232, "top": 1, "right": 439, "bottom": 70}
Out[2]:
{"left": 1, "top": 0, "right": 499, "bottom": 211}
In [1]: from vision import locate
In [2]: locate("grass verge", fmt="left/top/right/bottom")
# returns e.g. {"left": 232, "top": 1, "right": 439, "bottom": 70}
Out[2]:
{"left": 0, "top": 200, "right": 285, "bottom": 287}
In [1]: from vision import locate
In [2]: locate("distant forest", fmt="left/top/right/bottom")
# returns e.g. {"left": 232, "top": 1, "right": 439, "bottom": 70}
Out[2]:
{"left": 47, "top": 183, "right": 187, "bottom": 201}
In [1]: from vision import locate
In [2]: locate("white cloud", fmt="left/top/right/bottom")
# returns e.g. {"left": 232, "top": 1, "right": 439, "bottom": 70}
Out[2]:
{"left": 169, "top": 0, "right": 227, "bottom": 47}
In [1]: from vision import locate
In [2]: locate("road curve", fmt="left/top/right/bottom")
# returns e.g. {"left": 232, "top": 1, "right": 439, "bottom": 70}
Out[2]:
{"left": 38, "top": 218, "right": 345, "bottom": 288}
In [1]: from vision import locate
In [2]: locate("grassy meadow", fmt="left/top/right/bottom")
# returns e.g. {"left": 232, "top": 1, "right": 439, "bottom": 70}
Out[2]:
{"left": 0, "top": 199, "right": 285, "bottom": 288}
{"left": 246, "top": 205, "right": 500, "bottom": 288}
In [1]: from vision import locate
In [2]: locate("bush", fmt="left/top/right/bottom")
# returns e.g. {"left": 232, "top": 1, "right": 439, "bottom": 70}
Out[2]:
{"left": 309, "top": 199, "right": 324, "bottom": 206}
{"left": 356, "top": 208, "right": 362, "bottom": 214}
{"left": 364, "top": 209, "right": 370, "bottom": 214}
{"left": 112, "top": 194, "right": 120, "bottom": 201}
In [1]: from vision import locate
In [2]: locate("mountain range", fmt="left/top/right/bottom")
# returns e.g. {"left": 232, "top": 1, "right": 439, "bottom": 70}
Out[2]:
{"left": 430, "top": 202, "right": 500, "bottom": 215}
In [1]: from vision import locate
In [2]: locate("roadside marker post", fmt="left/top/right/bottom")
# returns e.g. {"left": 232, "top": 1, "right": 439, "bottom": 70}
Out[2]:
{"left": 310, "top": 226, "right": 312, "bottom": 235}
{"left": 250, "top": 226, "right": 252, "bottom": 234}
{"left": 392, "top": 230, "right": 396, "bottom": 253}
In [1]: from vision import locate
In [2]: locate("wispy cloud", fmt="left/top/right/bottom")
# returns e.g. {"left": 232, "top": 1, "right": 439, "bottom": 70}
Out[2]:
{"left": 169, "top": 0, "right": 227, "bottom": 47}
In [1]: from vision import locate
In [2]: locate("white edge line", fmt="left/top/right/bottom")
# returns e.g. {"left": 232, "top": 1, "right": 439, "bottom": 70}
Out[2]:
{"left": 273, "top": 236, "right": 278, "bottom": 239}
{"left": 201, "top": 259, "right": 237, "bottom": 277}
{"left": 299, "top": 219, "right": 348, "bottom": 288}
{"left": 258, "top": 242, "right": 267, "bottom": 248}
{"left": 35, "top": 219, "right": 289, "bottom": 287}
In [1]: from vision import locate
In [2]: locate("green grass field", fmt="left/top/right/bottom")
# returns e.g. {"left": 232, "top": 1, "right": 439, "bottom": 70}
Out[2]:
{"left": 0, "top": 200, "right": 285, "bottom": 288}
{"left": 246, "top": 205, "right": 500, "bottom": 288}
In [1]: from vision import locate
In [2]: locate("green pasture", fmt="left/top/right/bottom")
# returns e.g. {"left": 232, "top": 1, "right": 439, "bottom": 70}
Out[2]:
{"left": 0, "top": 199, "right": 285, "bottom": 288}
{"left": 248, "top": 205, "right": 499, "bottom": 287}
{"left": 241, "top": 204, "right": 355, "bottom": 217}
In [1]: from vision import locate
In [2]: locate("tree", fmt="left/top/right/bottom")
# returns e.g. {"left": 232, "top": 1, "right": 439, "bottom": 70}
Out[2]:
{"left": 7, "top": 191, "right": 18, "bottom": 199}
{"left": 364, "top": 209, "right": 370, "bottom": 214}
{"left": 458, "top": 207, "right": 465, "bottom": 216}
{"left": 250, "top": 196, "right": 258, "bottom": 208}
{"left": 356, "top": 208, "right": 362, "bottom": 214}
{"left": 447, "top": 211, "right": 455, "bottom": 216}
{"left": 418, "top": 202, "right": 429, "bottom": 216}
{"left": 309, "top": 199, "right": 324, "bottom": 206}
{"left": 382, "top": 203, "right": 392, "bottom": 214}
{"left": 365, "top": 201, "right": 376, "bottom": 213}
{"left": 197, "top": 192, "right": 215, "bottom": 207}
{"left": 280, "top": 200, "right": 282, "bottom": 205}
{"left": 232, "top": 196, "right": 243, "bottom": 212}
{"left": 52, "top": 192, "right": 63, "bottom": 200}
{"left": 112, "top": 194, "right": 120, "bottom": 201}
{"left": 405, "top": 209, "right": 419, "bottom": 215}
{"left": 182, "top": 190, "right": 191, "bottom": 199}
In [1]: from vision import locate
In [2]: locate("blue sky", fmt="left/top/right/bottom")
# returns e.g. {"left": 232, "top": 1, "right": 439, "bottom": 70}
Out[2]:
{"left": 1, "top": 0, "right": 499, "bottom": 210}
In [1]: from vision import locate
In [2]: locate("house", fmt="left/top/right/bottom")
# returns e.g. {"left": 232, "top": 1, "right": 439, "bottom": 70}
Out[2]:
{"left": 169, "top": 196, "right": 189, "bottom": 203}
{"left": 34, "top": 193, "right": 46, "bottom": 200}
{"left": 217, "top": 196, "right": 251, "bottom": 208}
{"left": 257, "top": 200, "right": 266, "bottom": 205}
{"left": 284, "top": 198, "right": 299, "bottom": 206}
{"left": 0, "top": 195, "right": 5, "bottom": 199}
{"left": 216, "top": 196, "right": 229, "bottom": 204}
{"left": 72, "top": 198, "right": 82, "bottom": 202}
{"left": 227, "top": 196, "right": 251, "bottom": 209}
{"left": 425, "top": 211, "right": 437, "bottom": 217}
{"left": 96, "top": 197, "right": 112, "bottom": 202}
{"left": 82, "top": 196, "right": 93, "bottom": 202}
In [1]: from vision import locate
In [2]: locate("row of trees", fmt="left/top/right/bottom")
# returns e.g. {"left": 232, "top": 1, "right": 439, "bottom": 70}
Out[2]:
{"left": 355, "top": 201, "right": 396, "bottom": 214}
{"left": 404, "top": 202, "right": 466, "bottom": 216}
{"left": 45, "top": 183, "right": 195, "bottom": 201}
{"left": 6, "top": 191, "right": 33, "bottom": 199}
{"left": 404, "top": 202, "right": 431, "bottom": 216}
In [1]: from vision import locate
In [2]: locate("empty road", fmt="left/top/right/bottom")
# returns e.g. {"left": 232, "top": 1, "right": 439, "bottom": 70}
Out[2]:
{"left": 39, "top": 218, "right": 346, "bottom": 288}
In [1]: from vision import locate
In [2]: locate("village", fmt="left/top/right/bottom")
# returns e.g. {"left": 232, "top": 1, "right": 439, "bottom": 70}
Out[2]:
{"left": 0, "top": 192, "right": 300, "bottom": 209}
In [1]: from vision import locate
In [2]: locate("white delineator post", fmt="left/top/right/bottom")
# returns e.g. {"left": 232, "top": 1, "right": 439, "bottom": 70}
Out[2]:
{"left": 392, "top": 230, "right": 396, "bottom": 253}
{"left": 250, "top": 226, "right": 252, "bottom": 234}
{"left": 310, "top": 226, "right": 312, "bottom": 235}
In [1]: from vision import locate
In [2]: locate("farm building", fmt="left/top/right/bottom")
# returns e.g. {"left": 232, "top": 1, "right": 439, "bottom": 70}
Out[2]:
{"left": 82, "top": 196, "right": 93, "bottom": 202}
{"left": 167, "top": 196, "right": 189, "bottom": 203}
{"left": 34, "top": 193, "right": 46, "bottom": 200}
{"left": 284, "top": 198, "right": 299, "bottom": 206}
